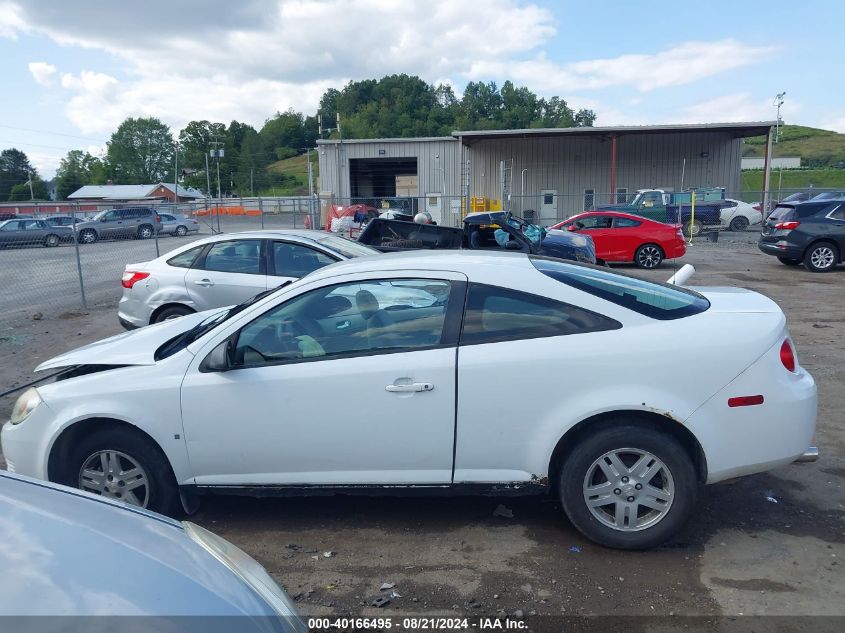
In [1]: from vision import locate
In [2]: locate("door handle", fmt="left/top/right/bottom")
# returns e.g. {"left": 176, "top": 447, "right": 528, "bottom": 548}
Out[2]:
{"left": 194, "top": 278, "right": 214, "bottom": 287}
{"left": 385, "top": 382, "right": 434, "bottom": 393}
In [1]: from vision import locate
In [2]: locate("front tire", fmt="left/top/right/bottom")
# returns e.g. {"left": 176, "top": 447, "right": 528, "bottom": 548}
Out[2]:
{"left": 558, "top": 424, "right": 698, "bottom": 549}
{"left": 44, "top": 234, "right": 60, "bottom": 247}
{"left": 804, "top": 241, "right": 838, "bottom": 272}
{"left": 777, "top": 256, "right": 801, "bottom": 266}
{"left": 729, "top": 216, "right": 749, "bottom": 232}
{"left": 59, "top": 426, "right": 181, "bottom": 516}
{"left": 635, "top": 243, "right": 664, "bottom": 269}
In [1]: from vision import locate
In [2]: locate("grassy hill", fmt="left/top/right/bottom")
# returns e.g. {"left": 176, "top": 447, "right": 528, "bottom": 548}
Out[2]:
{"left": 743, "top": 125, "right": 845, "bottom": 167}
{"left": 264, "top": 152, "right": 320, "bottom": 196}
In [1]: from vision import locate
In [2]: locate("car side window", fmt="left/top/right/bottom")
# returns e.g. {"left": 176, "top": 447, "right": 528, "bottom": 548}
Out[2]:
{"left": 827, "top": 205, "right": 845, "bottom": 220}
{"left": 460, "top": 283, "right": 621, "bottom": 346}
{"left": 102, "top": 210, "right": 119, "bottom": 221}
{"left": 272, "top": 241, "right": 337, "bottom": 277}
{"left": 613, "top": 217, "right": 641, "bottom": 228}
{"left": 167, "top": 245, "right": 205, "bottom": 269}
{"left": 232, "top": 279, "right": 455, "bottom": 367}
{"left": 201, "top": 240, "right": 263, "bottom": 274}
{"left": 573, "top": 215, "right": 612, "bottom": 230}
{"left": 22, "top": 220, "right": 41, "bottom": 230}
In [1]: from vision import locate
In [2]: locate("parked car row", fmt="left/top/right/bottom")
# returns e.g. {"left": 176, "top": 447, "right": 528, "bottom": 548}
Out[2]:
{"left": 758, "top": 197, "right": 845, "bottom": 272}
{"left": 0, "top": 207, "right": 201, "bottom": 248}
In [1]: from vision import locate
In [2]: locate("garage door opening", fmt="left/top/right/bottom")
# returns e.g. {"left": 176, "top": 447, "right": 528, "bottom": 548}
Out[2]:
{"left": 350, "top": 158, "right": 418, "bottom": 208}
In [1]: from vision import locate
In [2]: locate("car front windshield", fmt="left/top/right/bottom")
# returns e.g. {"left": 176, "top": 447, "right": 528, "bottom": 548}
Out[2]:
{"left": 316, "top": 234, "right": 379, "bottom": 258}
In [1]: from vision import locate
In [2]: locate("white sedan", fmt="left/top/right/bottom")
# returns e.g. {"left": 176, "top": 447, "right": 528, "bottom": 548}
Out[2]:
{"left": 2, "top": 252, "right": 817, "bottom": 549}
{"left": 721, "top": 199, "right": 763, "bottom": 231}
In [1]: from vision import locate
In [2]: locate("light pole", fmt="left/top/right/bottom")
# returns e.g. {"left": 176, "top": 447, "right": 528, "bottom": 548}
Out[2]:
{"left": 774, "top": 92, "right": 786, "bottom": 143}
{"left": 209, "top": 140, "right": 224, "bottom": 233}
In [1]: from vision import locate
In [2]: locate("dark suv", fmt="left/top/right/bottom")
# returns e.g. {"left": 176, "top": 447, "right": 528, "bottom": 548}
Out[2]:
{"left": 758, "top": 199, "right": 845, "bottom": 272}
{"left": 75, "top": 206, "right": 161, "bottom": 244}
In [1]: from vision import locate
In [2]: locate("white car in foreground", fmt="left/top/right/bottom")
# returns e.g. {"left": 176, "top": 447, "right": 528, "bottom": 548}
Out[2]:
{"left": 2, "top": 252, "right": 817, "bottom": 549}
{"left": 721, "top": 198, "right": 763, "bottom": 231}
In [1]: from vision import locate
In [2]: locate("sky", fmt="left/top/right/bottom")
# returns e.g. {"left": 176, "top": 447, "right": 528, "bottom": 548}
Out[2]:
{"left": 1, "top": 0, "right": 843, "bottom": 178}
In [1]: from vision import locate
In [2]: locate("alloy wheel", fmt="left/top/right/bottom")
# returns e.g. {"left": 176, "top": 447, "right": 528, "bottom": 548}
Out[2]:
{"left": 637, "top": 246, "right": 662, "bottom": 268}
{"left": 583, "top": 448, "right": 675, "bottom": 531}
{"left": 78, "top": 450, "right": 150, "bottom": 507}
{"left": 810, "top": 246, "right": 835, "bottom": 270}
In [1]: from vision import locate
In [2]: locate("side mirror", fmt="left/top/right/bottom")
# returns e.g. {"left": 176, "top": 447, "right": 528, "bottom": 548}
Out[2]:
{"left": 200, "top": 337, "right": 235, "bottom": 372}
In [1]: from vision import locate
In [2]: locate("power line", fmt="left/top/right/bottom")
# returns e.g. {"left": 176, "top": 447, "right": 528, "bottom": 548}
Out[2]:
{"left": 0, "top": 124, "right": 107, "bottom": 143}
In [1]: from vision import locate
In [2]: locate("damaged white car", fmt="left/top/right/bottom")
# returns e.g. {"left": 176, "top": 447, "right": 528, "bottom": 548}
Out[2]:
{"left": 2, "top": 252, "right": 817, "bottom": 549}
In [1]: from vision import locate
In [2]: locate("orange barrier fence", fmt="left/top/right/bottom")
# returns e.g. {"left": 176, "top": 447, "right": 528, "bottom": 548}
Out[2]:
{"left": 193, "top": 206, "right": 261, "bottom": 217}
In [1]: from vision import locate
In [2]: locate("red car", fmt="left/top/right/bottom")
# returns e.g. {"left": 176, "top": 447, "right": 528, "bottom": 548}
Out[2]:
{"left": 549, "top": 211, "right": 686, "bottom": 269}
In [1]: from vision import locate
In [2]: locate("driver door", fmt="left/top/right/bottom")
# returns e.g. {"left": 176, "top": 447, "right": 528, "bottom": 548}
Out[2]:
{"left": 179, "top": 272, "right": 467, "bottom": 486}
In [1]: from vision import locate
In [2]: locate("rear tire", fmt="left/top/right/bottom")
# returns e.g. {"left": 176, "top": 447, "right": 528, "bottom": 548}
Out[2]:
{"left": 634, "top": 243, "right": 664, "bottom": 269}
{"left": 175, "top": 225, "right": 188, "bottom": 237}
{"left": 729, "top": 216, "right": 749, "bottom": 232}
{"left": 152, "top": 305, "right": 194, "bottom": 323}
{"left": 79, "top": 229, "right": 97, "bottom": 244}
{"left": 682, "top": 220, "right": 703, "bottom": 238}
{"left": 777, "top": 256, "right": 801, "bottom": 266}
{"left": 44, "top": 234, "right": 60, "bottom": 247}
{"left": 59, "top": 426, "right": 181, "bottom": 516}
{"left": 558, "top": 424, "right": 698, "bottom": 550}
{"left": 137, "top": 224, "right": 154, "bottom": 239}
{"left": 803, "top": 241, "right": 839, "bottom": 272}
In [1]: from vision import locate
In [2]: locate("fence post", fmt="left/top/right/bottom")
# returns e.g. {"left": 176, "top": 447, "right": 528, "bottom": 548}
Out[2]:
{"left": 259, "top": 197, "right": 264, "bottom": 229}
{"left": 72, "top": 202, "right": 87, "bottom": 310}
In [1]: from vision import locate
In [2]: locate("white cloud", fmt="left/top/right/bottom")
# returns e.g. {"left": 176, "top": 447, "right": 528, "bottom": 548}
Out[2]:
{"left": 0, "top": 1, "right": 26, "bottom": 39}
{"left": 677, "top": 92, "right": 799, "bottom": 124}
{"left": 467, "top": 39, "right": 774, "bottom": 94}
{"left": 817, "top": 114, "right": 845, "bottom": 134}
{"left": 28, "top": 61, "right": 57, "bottom": 86}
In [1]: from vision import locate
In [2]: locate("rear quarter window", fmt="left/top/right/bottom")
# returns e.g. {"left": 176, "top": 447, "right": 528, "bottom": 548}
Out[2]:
{"left": 167, "top": 245, "right": 205, "bottom": 268}
{"left": 531, "top": 257, "right": 710, "bottom": 320}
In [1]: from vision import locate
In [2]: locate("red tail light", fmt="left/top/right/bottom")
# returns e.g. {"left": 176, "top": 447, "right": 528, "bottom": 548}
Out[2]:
{"left": 122, "top": 271, "right": 150, "bottom": 288}
{"left": 780, "top": 339, "right": 796, "bottom": 372}
{"left": 728, "top": 395, "right": 765, "bottom": 407}
{"left": 774, "top": 221, "right": 800, "bottom": 230}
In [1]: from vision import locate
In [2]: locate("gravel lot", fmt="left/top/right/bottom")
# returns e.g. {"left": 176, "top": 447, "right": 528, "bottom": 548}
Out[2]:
{"left": 1, "top": 231, "right": 843, "bottom": 622}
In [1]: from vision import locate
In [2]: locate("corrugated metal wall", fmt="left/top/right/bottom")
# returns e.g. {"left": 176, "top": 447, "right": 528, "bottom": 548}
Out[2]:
{"left": 317, "top": 138, "right": 461, "bottom": 200}
{"left": 318, "top": 131, "right": 743, "bottom": 220}
{"left": 466, "top": 132, "right": 743, "bottom": 217}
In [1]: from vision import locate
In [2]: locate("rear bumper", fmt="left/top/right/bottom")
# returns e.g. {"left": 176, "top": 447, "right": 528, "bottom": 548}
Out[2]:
{"left": 758, "top": 239, "right": 803, "bottom": 259}
{"left": 118, "top": 294, "right": 150, "bottom": 329}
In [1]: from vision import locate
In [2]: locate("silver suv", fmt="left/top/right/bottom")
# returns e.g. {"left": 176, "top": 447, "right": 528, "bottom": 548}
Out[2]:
{"left": 118, "top": 229, "right": 380, "bottom": 328}
{"left": 76, "top": 206, "right": 161, "bottom": 243}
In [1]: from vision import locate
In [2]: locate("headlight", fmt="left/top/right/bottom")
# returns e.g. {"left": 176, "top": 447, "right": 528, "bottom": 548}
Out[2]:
{"left": 10, "top": 388, "right": 42, "bottom": 425}
{"left": 182, "top": 522, "right": 304, "bottom": 625}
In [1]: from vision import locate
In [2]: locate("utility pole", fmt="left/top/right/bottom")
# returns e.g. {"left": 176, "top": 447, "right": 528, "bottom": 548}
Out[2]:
{"left": 173, "top": 138, "right": 179, "bottom": 203}
{"left": 205, "top": 152, "right": 212, "bottom": 197}
{"left": 27, "top": 171, "right": 34, "bottom": 200}
{"left": 774, "top": 92, "right": 786, "bottom": 143}
{"left": 209, "top": 139, "right": 224, "bottom": 233}
{"left": 250, "top": 168, "right": 254, "bottom": 197}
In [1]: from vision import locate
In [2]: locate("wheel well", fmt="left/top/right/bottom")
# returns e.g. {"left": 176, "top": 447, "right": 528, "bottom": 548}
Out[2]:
{"left": 149, "top": 302, "right": 195, "bottom": 324}
{"left": 547, "top": 410, "right": 707, "bottom": 491}
{"left": 47, "top": 417, "right": 172, "bottom": 482}
{"left": 804, "top": 239, "right": 840, "bottom": 260}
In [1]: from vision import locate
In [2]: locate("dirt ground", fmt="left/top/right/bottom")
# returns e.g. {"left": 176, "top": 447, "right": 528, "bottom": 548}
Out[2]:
{"left": 1, "top": 233, "right": 843, "bottom": 623}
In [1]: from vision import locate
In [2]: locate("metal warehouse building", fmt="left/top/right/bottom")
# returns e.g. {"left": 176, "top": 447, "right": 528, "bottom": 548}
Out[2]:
{"left": 317, "top": 122, "right": 775, "bottom": 225}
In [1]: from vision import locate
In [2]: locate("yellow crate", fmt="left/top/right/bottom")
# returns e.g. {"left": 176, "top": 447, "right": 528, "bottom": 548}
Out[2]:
{"left": 488, "top": 198, "right": 502, "bottom": 211}
{"left": 470, "top": 197, "right": 487, "bottom": 211}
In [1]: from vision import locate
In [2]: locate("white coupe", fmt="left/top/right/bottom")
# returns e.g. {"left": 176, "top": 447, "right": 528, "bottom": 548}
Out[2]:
{"left": 2, "top": 252, "right": 817, "bottom": 549}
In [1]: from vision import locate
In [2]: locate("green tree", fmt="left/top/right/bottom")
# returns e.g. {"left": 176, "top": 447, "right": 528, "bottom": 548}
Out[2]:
{"left": 55, "top": 150, "right": 107, "bottom": 199}
{"left": 8, "top": 176, "right": 48, "bottom": 201}
{"left": 178, "top": 120, "right": 227, "bottom": 192}
{"left": 0, "top": 148, "right": 35, "bottom": 201}
{"left": 260, "top": 109, "right": 307, "bottom": 159}
{"left": 106, "top": 117, "right": 174, "bottom": 183}
{"left": 234, "top": 127, "right": 272, "bottom": 195}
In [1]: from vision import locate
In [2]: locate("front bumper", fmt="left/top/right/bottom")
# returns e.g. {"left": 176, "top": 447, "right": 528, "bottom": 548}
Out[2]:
{"left": 794, "top": 446, "right": 819, "bottom": 463}
{"left": 1, "top": 404, "right": 56, "bottom": 480}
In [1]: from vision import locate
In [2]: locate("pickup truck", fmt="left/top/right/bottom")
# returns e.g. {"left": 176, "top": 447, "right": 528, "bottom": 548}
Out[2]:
{"left": 357, "top": 211, "right": 597, "bottom": 264}
{"left": 596, "top": 188, "right": 731, "bottom": 236}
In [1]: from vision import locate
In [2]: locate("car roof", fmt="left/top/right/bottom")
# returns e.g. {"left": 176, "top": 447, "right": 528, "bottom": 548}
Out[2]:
{"left": 304, "top": 249, "right": 536, "bottom": 283}
{"left": 570, "top": 210, "right": 661, "bottom": 223}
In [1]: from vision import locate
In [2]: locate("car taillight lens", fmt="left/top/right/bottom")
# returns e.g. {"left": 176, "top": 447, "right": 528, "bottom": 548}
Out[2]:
{"left": 780, "top": 339, "right": 796, "bottom": 372}
{"left": 774, "top": 221, "right": 799, "bottom": 230}
{"left": 122, "top": 271, "right": 150, "bottom": 288}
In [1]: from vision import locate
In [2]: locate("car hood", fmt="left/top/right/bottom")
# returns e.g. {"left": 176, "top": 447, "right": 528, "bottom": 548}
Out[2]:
{"left": 35, "top": 310, "right": 213, "bottom": 371}
{"left": 0, "top": 472, "right": 279, "bottom": 617}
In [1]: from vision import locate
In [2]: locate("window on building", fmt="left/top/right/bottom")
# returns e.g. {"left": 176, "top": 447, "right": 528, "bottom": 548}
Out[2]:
{"left": 583, "top": 189, "right": 595, "bottom": 211}
{"left": 615, "top": 188, "right": 628, "bottom": 204}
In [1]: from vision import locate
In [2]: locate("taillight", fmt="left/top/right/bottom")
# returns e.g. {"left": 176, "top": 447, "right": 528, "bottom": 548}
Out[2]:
{"left": 122, "top": 271, "right": 150, "bottom": 288}
{"left": 780, "top": 339, "right": 796, "bottom": 372}
{"left": 774, "top": 221, "right": 800, "bottom": 230}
